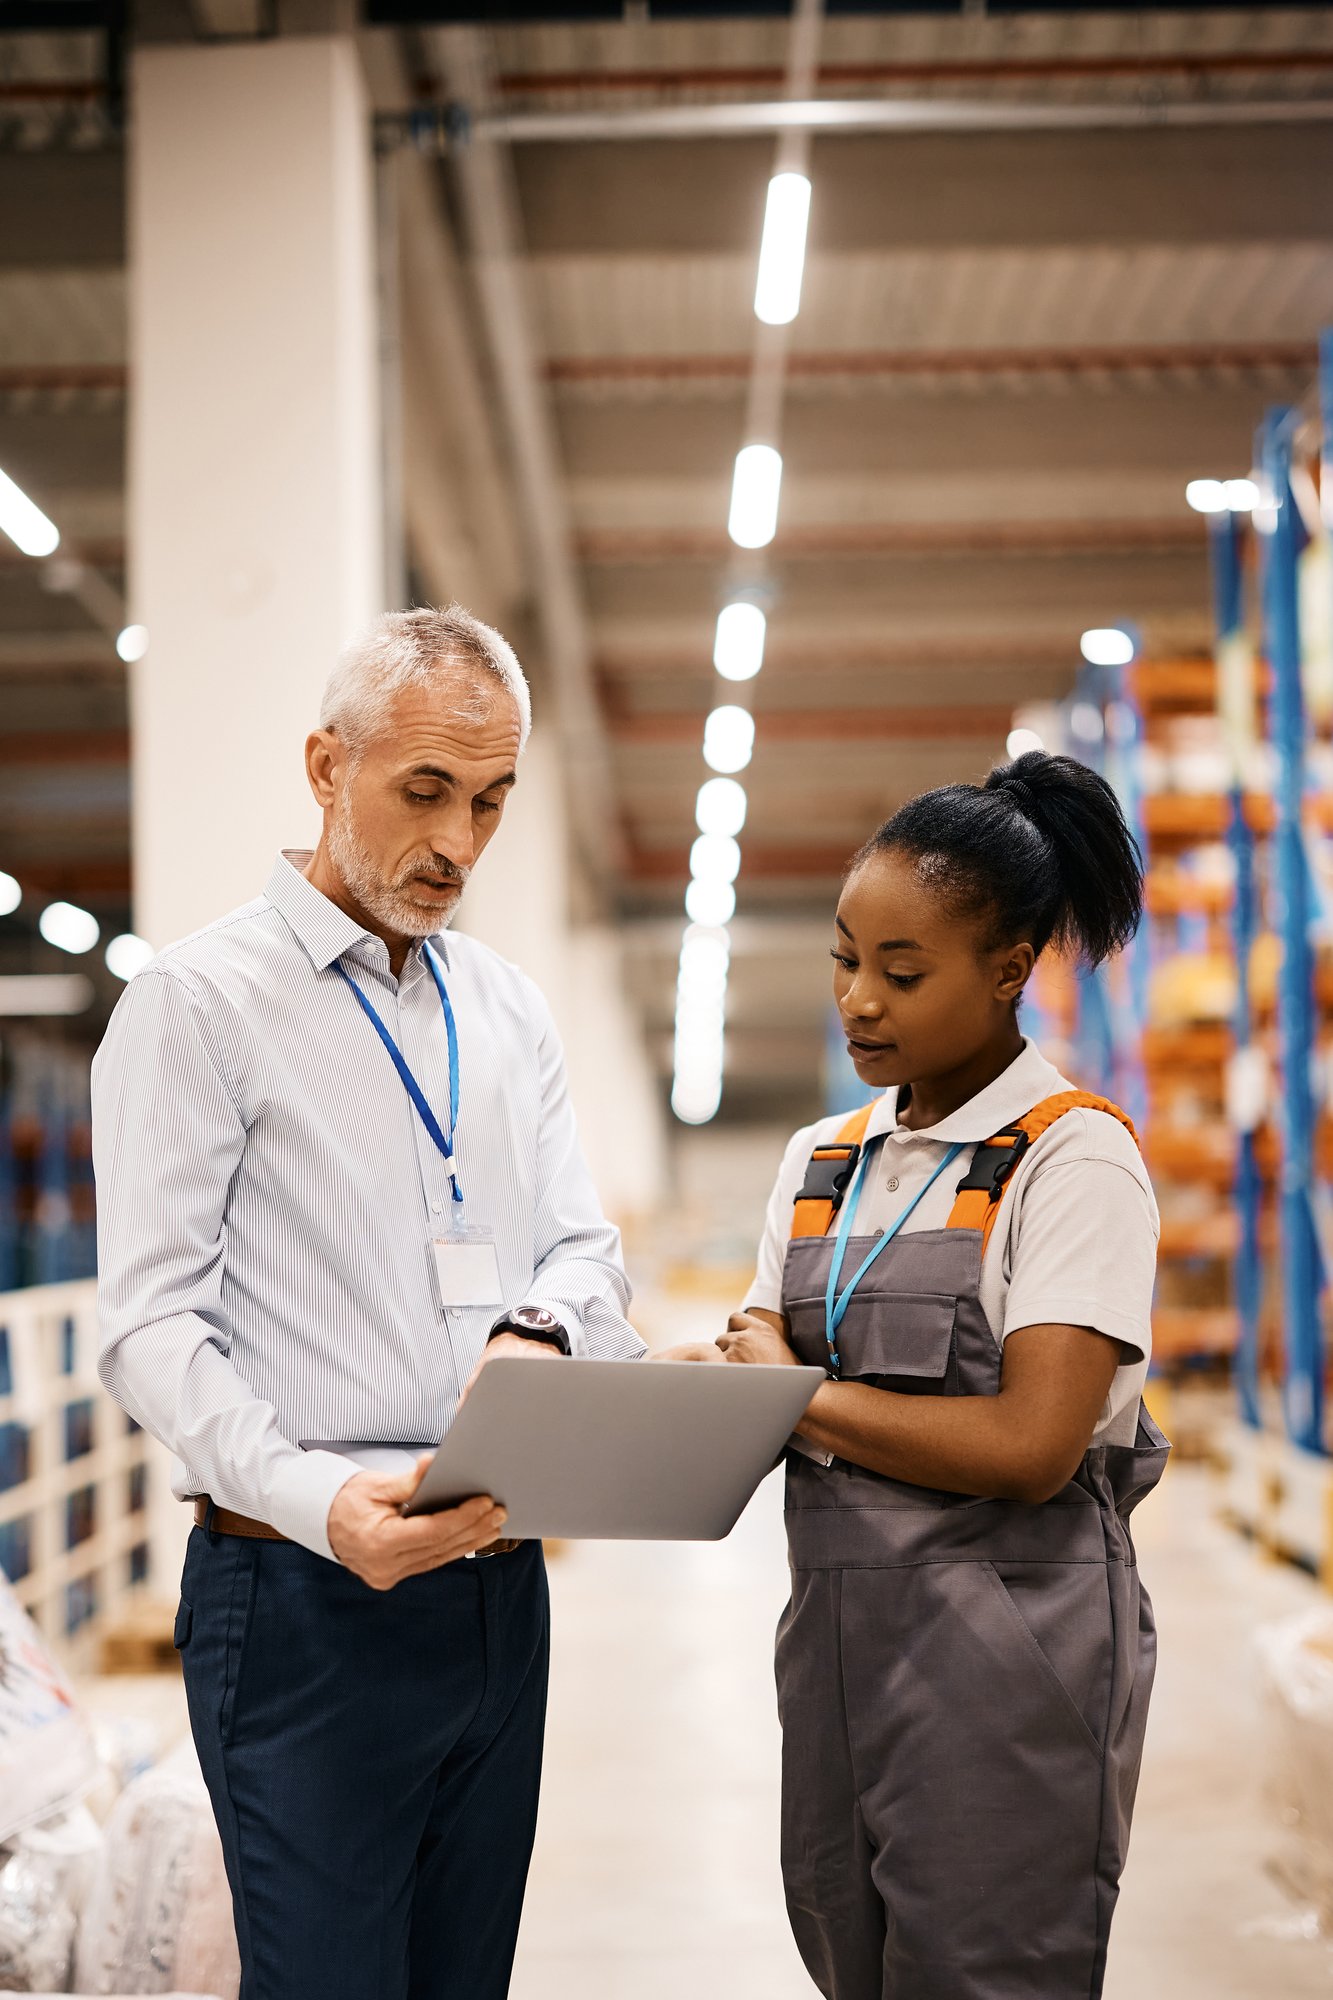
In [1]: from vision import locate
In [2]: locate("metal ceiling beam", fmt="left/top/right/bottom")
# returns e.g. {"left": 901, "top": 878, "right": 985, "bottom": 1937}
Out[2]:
{"left": 576, "top": 519, "right": 1204, "bottom": 563}
{"left": 547, "top": 343, "right": 1318, "bottom": 389}
{"left": 611, "top": 705, "right": 1012, "bottom": 746}
{"left": 598, "top": 636, "right": 1082, "bottom": 674}
{"left": 380, "top": 92, "right": 1333, "bottom": 150}
{"left": 429, "top": 26, "right": 624, "bottom": 892}
{"left": 630, "top": 842, "right": 854, "bottom": 882}
{"left": 0, "top": 539, "right": 122, "bottom": 570}
{"left": 0, "top": 858, "right": 128, "bottom": 895}
{"left": 493, "top": 51, "right": 1333, "bottom": 95}
{"left": 0, "top": 699, "right": 1012, "bottom": 768}
{"left": 359, "top": 30, "right": 526, "bottom": 623}
{"left": 0, "top": 730, "right": 128, "bottom": 763}
{"left": 623, "top": 912, "right": 830, "bottom": 957}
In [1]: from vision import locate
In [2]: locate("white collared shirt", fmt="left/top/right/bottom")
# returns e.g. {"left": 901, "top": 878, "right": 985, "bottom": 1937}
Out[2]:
{"left": 92, "top": 853, "right": 643, "bottom": 1558}
{"left": 745, "top": 1039, "right": 1158, "bottom": 1444}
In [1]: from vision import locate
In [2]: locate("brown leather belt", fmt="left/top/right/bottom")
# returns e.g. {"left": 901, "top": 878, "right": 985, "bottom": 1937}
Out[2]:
{"left": 192, "top": 1497, "right": 523, "bottom": 1556}
{"left": 194, "top": 1498, "right": 288, "bottom": 1540}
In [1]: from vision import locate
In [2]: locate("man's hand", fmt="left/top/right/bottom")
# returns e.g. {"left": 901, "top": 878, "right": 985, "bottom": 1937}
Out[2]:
{"left": 327, "top": 1454, "right": 508, "bottom": 1591}
{"left": 651, "top": 1341, "right": 727, "bottom": 1364}
{"left": 717, "top": 1308, "right": 801, "bottom": 1368}
{"left": 458, "top": 1330, "right": 564, "bottom": 1408}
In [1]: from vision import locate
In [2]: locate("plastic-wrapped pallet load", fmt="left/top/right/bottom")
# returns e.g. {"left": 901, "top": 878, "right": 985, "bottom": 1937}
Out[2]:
{"left": 0, "top": 1571, "right": 104, "bottom": 1988}
{"left": 0, "top": 1575, "right": 100, "bottom": 1843}
{"left": 74, "top": 1738, "right": 239, "bottom": 2000}
{"left": 1258, "top": 1607, "right": 1333, "bottom": 1924}
{"left": 0, "top": 1804, "right": 102, "bottom": 1990}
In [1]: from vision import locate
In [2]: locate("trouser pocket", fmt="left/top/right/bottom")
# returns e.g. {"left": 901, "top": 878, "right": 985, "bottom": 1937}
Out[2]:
{"left": 981, "top": 1558, "right": 1113, "bottom": 1760}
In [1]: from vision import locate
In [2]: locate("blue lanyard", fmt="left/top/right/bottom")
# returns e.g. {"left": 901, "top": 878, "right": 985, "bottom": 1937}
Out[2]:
{"left": 822, "top": 1138, "right": 964, "bottom": 1376}
{"left": 335, "top": 941, "right": 463, "bottom": 1207}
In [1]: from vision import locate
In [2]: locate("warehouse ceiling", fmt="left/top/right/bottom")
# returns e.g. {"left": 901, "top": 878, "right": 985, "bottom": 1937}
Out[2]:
{"left": 4, "top": 5, "right": 1333, "bottom": 1117}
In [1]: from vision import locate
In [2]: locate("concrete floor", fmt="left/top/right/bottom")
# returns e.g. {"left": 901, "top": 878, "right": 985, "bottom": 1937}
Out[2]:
{"left": 511, "top": 1459, "right": 1333, "bottom": 1999}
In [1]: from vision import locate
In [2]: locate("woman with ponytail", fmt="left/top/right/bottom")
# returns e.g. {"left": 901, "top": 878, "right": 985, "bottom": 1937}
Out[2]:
{"left": 666, "top": 750, "right": 1167, "bottom": 1999}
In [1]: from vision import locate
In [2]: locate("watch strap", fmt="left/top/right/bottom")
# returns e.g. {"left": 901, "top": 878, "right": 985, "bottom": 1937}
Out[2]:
{"left": 487, "top": 1311, "right": 571, "bottom": 1356}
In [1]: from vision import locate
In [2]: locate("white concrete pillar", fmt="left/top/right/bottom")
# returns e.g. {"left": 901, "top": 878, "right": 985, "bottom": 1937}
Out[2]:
{"left": 128, "top": 37, "right": 383, "bottom": 948}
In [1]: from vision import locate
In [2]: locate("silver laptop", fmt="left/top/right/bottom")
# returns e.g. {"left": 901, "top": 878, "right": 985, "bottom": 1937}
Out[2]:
{"left": 402, "top": 1356, "right": 825, "bottom": 1541}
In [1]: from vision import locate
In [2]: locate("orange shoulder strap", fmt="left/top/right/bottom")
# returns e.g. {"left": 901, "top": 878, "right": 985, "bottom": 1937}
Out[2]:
{"left": 946, "top": 1090, "right": 1139, "bottom": 1256}
{"left": 790, "top": 1101, "right": 876, "bottom": 1240}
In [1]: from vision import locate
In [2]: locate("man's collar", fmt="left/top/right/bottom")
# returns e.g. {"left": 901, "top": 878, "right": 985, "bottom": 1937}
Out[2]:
{"left": 264, "top": 852, "right": 451, "bottom": 973}
{"left": 862, "top": 1039, "right": 1066, "bottom": 1147}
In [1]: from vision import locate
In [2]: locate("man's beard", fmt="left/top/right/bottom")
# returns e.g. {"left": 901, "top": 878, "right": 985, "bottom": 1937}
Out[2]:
{"left": 327, "top": 797, "right": 470, "bottom": 939}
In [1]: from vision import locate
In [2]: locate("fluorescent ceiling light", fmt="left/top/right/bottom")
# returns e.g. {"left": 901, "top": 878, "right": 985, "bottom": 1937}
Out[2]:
{"left": 106, "top": 932, "right": 154, "bottom": 981}
{"left": 675, "top": 996, "right": 725, "bottom": 1043}
{"left": 690, "top": 832, "right": 742, "bottom": 885}
{"left": 1187, "top": 478, "right": 1260, "bottom": 517}
{"left": 672, "top": 954, "right": 727, "bottom": 1120}
{"left": 0, "top": 974, "right": 94, "bottom": 1017}
{"left": 1006, "top": 727, "right": 1045, "bottom": 759}
{"left": 668, "top": 1040, "right": 720, "bottom": 1088}
{"left": 1105, "top": 698, "right": 1139, "bottom": 749}
{"left": 1068, "top": 701, "right": 1104, "bottom": 745}
{"left": 713, "top": 601, "right": 766, "bottom": 682}
{"left": 1079, "top": 628, "right": 1135, "bottom": 669}
{"left": 728, "top": 444, "right": 783, "bottom": 550}
{"left": 678, "top": 933, "right": 730, "bottom": 1000}
{"left": 0, "top": 465, "right": 59, "bottom": 558}
{"left": 754, "top": 171, "right": 812, "bottom": 327}
{"left": 696, "top": 777, "right": 748, "bottom": 838}
{"left": 678, "top": 929, "right": 730, "bottom": 991}
{"left": 681, "top": 921, "right": 730, "bottom": 962}
{"left": 38, "top": 900, "right": 100, "bottom": 955}
{"left": 674, "top": 1059, "right": 723, "bottom": 1103}
{"left": 678, "top": 962, "right": 728, "bottom": 1007}
{"left": 685, "top": 878, "right": 736, "bottom": 927}
{"left": 116, "top": 624, "right": 149, "bottom": 663}
{"left": 671, "top": 1077, "right": 723, "bottom": 1126}
{"left": 703, "top": 705, "right": 756, "bottom": 774}
{"left": 674, "top": 1013, "right": 725, "bottom": 1082}
{"left": 0, "top": 871, "right": 19, "bottom": 917}
{"left": 1185, "top": 479, "right": 1227, "bottom": 515}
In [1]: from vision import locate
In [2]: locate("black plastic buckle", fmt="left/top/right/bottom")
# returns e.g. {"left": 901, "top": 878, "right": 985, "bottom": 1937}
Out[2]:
{"left": 952, "top": 1127, "right": 1031, "bottom": 1202}
{"left": 795, "top": 1143, "right": 862, "bottom": 1214}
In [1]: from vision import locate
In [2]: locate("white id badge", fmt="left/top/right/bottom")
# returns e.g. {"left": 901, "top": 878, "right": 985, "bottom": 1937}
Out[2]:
{"left": 432, "top": 1228, "right": 504, "bottom": 1309}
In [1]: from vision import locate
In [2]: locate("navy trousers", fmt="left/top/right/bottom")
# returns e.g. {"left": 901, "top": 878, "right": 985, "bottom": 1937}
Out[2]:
{"left": 174, "top": 1525, "right": 549, "bottom": 2000}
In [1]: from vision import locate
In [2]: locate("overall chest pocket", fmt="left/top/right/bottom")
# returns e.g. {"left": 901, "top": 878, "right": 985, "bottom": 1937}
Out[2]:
{"left": 786, "top": 1285, "right": 959, "bottom": 1394}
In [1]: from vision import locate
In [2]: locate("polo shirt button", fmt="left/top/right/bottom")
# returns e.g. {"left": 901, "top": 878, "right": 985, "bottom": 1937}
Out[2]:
{"left": 886, "top": 1175, "right": 900, "bottom": 1192}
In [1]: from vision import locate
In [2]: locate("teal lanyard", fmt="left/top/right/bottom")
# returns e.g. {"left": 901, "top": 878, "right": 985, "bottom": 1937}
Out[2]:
{"left": 823, "top": 1139, "right": 964, "bottom": 1376}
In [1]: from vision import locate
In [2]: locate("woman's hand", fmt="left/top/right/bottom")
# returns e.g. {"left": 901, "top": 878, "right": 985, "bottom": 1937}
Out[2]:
{"left": 652, "top": 1341, "right": 726, "bottom": 1363}
{"left": 717, "top": 1308, "right": 801, "bottom": 1367}
{"left": 793, "top": 1322, "right": 1125, "bottom": 1502}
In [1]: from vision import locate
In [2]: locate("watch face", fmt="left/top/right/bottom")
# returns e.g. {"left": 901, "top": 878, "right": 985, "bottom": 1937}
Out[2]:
{"left": 515, "top": 1307, "right": 557, "bottom": 1331}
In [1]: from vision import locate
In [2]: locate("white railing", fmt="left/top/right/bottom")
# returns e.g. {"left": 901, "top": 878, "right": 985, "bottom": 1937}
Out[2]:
{"left": 0, "top": 1278, "right": 172, "bottom": 1654}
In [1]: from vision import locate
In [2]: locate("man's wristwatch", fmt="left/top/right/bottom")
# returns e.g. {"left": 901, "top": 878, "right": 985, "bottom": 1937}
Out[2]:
{"left": 487, "top": 1305, "right": 571, "bottom": 1356}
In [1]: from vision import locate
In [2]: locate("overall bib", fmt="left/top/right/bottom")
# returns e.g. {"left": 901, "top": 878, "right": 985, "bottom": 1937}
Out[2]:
{"left": 775, "top": 1094, "right": 1169, "bottom": 2000}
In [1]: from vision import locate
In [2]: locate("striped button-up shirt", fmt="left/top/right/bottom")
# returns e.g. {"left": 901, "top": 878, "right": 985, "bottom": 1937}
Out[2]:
{"left": 92, "top": 853, "right": 643, "bottom": 1559}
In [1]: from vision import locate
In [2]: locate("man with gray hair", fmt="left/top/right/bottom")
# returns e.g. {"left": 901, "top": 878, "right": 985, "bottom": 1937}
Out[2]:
{"left": 92, "top": 605, "right": 643, "bottom": 2000}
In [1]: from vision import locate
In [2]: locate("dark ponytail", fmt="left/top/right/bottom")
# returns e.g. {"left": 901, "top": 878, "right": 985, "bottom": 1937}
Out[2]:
{"left": 857, "top": 750, "right": 1143, "bottom": 968}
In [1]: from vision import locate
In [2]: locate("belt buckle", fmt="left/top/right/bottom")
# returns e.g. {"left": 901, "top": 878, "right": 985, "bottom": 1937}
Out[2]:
{"left": 468, "top": 1537, "right": 520, "bottom": 1559}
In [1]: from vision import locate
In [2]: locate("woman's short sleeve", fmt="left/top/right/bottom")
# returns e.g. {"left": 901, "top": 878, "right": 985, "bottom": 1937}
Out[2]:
{"left": 743, "top": 1123, "right": 821, "bottom": 1316}
{"left": 1001, "top": 1112, "right": 1159, "bottom": 1362}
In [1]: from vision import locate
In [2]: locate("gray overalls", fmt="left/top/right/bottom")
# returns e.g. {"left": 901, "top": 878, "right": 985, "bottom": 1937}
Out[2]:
{"left": 776, "top": 1134, "right": 1168, "bottom": 2000}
